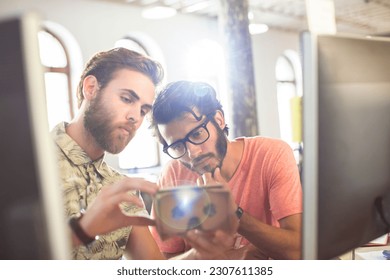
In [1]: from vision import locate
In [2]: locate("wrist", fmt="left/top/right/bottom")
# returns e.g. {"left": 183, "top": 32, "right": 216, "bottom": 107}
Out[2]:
{"left": 69, "top": 213, "right": 99, "bottom": 246}
{"left": 235, "top": 206, "right": 244, "bottom": 220}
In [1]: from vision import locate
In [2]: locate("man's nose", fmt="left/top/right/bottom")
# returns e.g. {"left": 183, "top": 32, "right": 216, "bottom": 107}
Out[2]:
{"left": 126, "top": 107, "right": 141, "bottom": 125}
{"left": 186, "top": 142, "right": 202, "bottom": 159}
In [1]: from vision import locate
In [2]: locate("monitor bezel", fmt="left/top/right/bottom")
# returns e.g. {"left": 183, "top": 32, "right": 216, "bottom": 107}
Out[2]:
{"left": 301, "top": 31, "right": 390, "bottom": 260}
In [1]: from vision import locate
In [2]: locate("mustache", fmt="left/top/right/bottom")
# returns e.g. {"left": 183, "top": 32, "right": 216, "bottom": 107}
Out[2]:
{"left": 191, "top": 153, "right": 214, "bottom": 166}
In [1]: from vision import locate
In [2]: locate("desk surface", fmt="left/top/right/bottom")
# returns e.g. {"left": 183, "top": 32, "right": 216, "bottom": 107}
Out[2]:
{"left": 353, "top": 245, "right": 390, "bottom": 260}
{"left": 338, "top": 235, "right": 390, "bottom": 260}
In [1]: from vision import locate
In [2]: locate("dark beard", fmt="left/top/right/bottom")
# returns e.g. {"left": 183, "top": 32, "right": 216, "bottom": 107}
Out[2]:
{"left": 181, "top": 122, "right": 227, "bottom": 175}
{"left": 84, "top": 91, "right": 131, "bottom": 154}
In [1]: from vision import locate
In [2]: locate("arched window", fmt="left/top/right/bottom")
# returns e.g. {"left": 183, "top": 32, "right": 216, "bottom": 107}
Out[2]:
{"left": 275, "top": 50, "right": 302, "bottom": 165}
{"left": 185, "top": 39, "right": 229, "bottom": 130}
{"left": 114, "top": 35, "right": 167, "bottom": 170}
{"left": 38, "top": 29, "right": 74, "bottom": 129}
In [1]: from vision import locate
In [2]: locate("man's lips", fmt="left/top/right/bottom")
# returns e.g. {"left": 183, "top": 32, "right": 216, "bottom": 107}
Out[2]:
{"left": 120, "top": 125, "right": 135, "bottom": 136}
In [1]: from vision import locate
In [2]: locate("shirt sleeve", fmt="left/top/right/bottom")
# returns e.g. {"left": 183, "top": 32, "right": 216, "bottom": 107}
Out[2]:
{"left": 267, "top": 140, "right": 302, "bottom": 221}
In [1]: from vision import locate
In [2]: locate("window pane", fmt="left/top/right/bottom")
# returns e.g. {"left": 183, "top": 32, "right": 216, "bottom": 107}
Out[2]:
{"left": 275, "top": 51, "right": 302, "bottom": 167}
{"left": 118, "top": 119, "right": 159, "bottom": 169}
{"left": 275, "top": 55, "right": 294, "bottom": 82}
{"left": 185, "top": 39, "right": 230, "bottom": 132}
{"left": 277, "top": 82, "right": 296, "bottom": 142}
{"left": 38, "top": 31, "right": 67, "bottom": 67}
{"left": 115, "top": 39, "right": 147, "bottom": 55}
{"left": 44, "top": 73, "right": 71, "bottom": 130}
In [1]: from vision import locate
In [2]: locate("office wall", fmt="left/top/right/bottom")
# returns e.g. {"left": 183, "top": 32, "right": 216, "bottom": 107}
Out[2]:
{"left": 252, "top": 31, "right": 300, "bottom": 138}
{"left": 0, "top": 0, "right": 299, "bottom": 138}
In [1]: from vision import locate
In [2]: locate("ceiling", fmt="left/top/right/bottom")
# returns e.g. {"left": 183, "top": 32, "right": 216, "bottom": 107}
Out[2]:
{"left": 95, "top": 0, "right": 390, "bottom": 35}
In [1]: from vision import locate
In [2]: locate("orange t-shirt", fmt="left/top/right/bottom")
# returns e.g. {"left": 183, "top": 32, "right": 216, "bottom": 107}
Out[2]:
{"left": 150, "top": 136, "right": 302, "bottom": 254}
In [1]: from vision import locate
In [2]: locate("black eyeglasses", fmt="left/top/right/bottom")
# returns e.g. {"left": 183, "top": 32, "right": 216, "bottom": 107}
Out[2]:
{"left": 163, "top": 117, "right": 210, "bottom": 159}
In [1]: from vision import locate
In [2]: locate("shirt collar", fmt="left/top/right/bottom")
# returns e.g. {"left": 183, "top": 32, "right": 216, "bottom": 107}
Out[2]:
{"left": 51, "top": 122, "right": 107, "bottom": 173}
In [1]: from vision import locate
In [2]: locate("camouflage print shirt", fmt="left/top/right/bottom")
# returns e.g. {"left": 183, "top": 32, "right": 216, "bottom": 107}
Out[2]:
{"left": 51, "top": 122, "right": 148, "bottom": 260}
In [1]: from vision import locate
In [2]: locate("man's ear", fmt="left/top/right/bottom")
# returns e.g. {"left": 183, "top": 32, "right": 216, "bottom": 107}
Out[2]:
{"left": 82, "top": 75, "right": 99, "bottom": 101}
{"left": 214, "top": 110, "right": 226, "bottom": 130}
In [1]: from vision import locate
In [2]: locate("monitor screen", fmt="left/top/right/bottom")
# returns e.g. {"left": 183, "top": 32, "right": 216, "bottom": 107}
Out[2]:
{"left": 0, "top": 12, "right": 70, "bottom": 259}
{"left": 301, "top": 32, "right": 390, "bottom": 260}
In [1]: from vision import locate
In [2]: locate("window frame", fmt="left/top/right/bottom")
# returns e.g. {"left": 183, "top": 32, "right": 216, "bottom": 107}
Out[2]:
{"left": 39, "top": 28, "right": 74, "bottom": 120}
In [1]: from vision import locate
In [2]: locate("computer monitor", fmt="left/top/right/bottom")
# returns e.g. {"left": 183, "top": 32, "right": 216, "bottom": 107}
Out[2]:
{"left": 301, "top": 32, "right": 390, "bottom": 260}
{"left": 0, "top": 12, "right": 70, "bottom": 259}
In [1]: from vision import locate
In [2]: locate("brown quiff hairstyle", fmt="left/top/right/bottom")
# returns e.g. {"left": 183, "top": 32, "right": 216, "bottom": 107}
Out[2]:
{"left": 76, "top": 47, "right": 164, "bottom": 108}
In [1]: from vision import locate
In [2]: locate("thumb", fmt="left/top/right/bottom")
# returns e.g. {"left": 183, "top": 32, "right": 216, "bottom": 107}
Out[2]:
{"left": 212, "top": 167, "right": 224, "bottom": 182}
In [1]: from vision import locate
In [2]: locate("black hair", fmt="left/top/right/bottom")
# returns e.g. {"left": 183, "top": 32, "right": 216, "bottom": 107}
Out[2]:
{"left": 151, "top": 80, "right": 228, "bottom": 146}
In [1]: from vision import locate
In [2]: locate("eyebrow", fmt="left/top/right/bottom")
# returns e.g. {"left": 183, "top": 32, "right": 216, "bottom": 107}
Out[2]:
{"left": 121, "top": 89, "right": 153, "bottom": 110}
{"left": 169, "top": 118, "right": 207, "bottom": 146}
{"left": 121, "top": 89, "right": 140, "bottom": 101}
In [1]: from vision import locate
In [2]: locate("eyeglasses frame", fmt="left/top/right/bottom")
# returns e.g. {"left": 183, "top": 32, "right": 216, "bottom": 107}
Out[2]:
{"left": 163, "top": 115, "right": 212, "bottom": 159}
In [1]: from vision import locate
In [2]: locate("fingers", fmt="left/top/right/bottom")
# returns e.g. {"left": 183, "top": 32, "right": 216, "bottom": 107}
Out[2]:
{"left": 197, "top": 171, "right": 218, "bottom": 186}
{"left": 121, "top": 177, "right": 159, "bottom": 195}
{"left": 185, "top": 229, "right": 234, "bottom": 259}
{"left": 212, "top": 168, "right": 224, "bottom": 182}
{"left": 202, "top": 172, "right": 213, "bottom": 184}
{"left": 124, "top": 216, "right": 156, "bottom": 226}
{"left": 212, "top": 230, "right": 235, "bottom": 247}
{"left": 108, "top": 177, "right": 158, "bottom": 197}
{"left": 197, "top": 168, "right": 227, "bottom": 187}
{"left": 185, "top": 230, "right": 213, "bottom": 254}
{"left": 196, "top": 176, "right": 205, "bottom": 186}
{"left": 98, "top": 177, "right": 157, "bottom": 209}
{"left": 116, "top": 193, "right": 144, "bottom": 208}
{"left": 197, "top": 173, "right": 213, "bottom": 186}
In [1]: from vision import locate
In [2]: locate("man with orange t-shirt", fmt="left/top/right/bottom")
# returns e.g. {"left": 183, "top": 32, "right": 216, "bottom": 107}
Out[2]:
{"left": 149, "top": 81, "right": 302, "bottom": 260}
